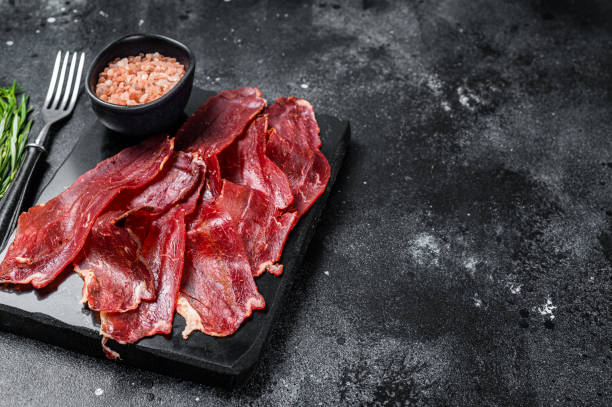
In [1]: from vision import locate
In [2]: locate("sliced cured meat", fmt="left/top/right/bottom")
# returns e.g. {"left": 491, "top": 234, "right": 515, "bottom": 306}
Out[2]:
{"left": 100, "top": 207, "right": 186, "bottom": 345}
{"left": 0, "top": 89, "right": 333, "bottom": 350}
{"left": 175, "top": 87, "right": 266, "bottom": 157}
{"left": 267, "top": 97, "right": 321, "bottom": 150}
{"left": 219, "top": 115, "right": 293, "bottom": 210}
{"left": 100, "top": 176, "right": 204, "bottom": 354}
{"left": 177, "top": 199, "right": 265, "bottom": 338}
{"left": 218, "top": 180, "right": 296, "bottom": 276}
{"left": 186, "top": 155, "right": 222, "bottom": 230}
{"left": 266, "top": 127, "right": 330, "bottom": 218}
{"left": 266, "top": 97, "right": 330, "bottom": 219}
{"left": 0, "top": 136, "right": 173, "bottom": 288}
{"left": 116, "top": 151, "right": 205, "bottom": 219}
{"left": 74, "top": 152, "right": 204, "bottom": 313}
{"left": 74, "top": 210, "right": 155, "bottom": 312}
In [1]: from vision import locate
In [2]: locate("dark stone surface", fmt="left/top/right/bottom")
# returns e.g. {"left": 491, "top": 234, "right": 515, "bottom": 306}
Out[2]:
{"left": 0, "top": 0, "right": 611, "bottom": 405}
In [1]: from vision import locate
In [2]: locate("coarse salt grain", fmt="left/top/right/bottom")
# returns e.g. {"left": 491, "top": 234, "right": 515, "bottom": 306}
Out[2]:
{"left": 95, "top": 52, "right": 185, "bottom": 106}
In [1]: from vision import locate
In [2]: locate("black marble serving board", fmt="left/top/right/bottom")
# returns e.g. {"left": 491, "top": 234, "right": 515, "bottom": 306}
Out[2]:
{"left": 0, "top": 87, "right": 350, "bottom": 386}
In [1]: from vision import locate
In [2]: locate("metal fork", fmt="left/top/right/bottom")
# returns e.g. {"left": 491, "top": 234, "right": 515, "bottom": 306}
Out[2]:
{"left": 0, "top": 51, "right": 85, "bottom": 250}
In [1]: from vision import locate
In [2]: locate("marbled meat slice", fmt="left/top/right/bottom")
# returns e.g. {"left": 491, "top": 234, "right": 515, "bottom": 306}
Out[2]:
{"left": 218, "top": 180, "right": 296, "bottom": 276}
{"left": 175, "top": 87, "right": 266, "bottom": 157}
{"left": 116, "top": 151, "right": 205, "bottom": 219}
{"left": 177, "top": 170, "right": 265, "bottom": 337}
{"left": 267, "top": 97, "right": 321, "bottom": 150}
{"left": 74, "top": 210, "right": 155, "bottom": 312}
{"left": 219, "top": 115, "right": 293, "bottom": 210}
{"left": 0, "top": 135, "right": 173, "bottom": 288}
{"left": 99, "top": 181, "right": 202, "bottom": 351}
{"left": 74, "top": 152, "right": 203, "bottom": 312}
{"left": 100, "top": 208, "right": 185, "bottom": 359}
{"left": 186, "top": 155, "right": 222, "bottom": 230}
{"left": 266, "top": 127, "right": 330, "bottom": 218}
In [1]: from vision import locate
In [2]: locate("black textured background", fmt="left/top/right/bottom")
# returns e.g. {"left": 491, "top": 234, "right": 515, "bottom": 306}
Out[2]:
{"left": 0, "top": 0, "right": 611, "bottom": 405}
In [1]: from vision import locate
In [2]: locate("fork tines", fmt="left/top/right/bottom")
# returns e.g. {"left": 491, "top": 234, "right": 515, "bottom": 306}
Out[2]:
{"left": 44, "top": 51, "right": 85, "bottom": 112}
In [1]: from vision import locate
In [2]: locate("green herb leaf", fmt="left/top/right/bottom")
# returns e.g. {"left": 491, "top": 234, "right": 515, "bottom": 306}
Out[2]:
{"left": 0, "top": 82, "right": 32, "bottom": 198}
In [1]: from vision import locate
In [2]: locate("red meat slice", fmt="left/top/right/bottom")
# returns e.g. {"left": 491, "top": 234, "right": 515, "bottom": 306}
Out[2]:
{"left": 219, "top": 115, "right": 293, "bottom": 210}
{"left": 267, "top": 97, "right": 321, "bottom": 150}
{"left": 74, "top": 210, "right": 155, "bottom": 313}
{"left": 0, "top": 135, "right": 173, "bottom": 288}
{"left": 100, "top": 208, "right": 185, "bottom": 358}
{"left": 177, "top": 166, "right": 265, "bottom": 338}
{"left": 116, "top": 151, "right": 205, "bottom": 219}
{"left": 175, "top": 87, "right": 266, "bottom": 157}
{"left": 100, "top": 209, "right": 188, "bottom": 348}
{"left": 266, "top": 127, "right": 330, "bottom": 219}
{"left": 186, "top": 155, "right": 222, "bottom": 230}
{"left": 266, "top": 98, "right": 330, "bottom": 220}
{"left": 100, "top": 174, "right": 204, "bottom": 357}
{"left": 74, "top": 152, "right": 203, "bottom": 313}
{"left": 218, "top": 180, "right": 296, "bottom": 276}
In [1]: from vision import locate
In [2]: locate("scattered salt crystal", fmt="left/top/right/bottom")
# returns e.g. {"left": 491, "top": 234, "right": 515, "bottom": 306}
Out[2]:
{"left": 47, "top": 17, "right": 56, "bottom": 23}
{"left": 215, "top": 77, "right": 220, "bottom": 82}
{"left": 99, "top": 10, "right": 108, "bottom": 18}
{"left": 73, "top": 9, "right": 78, "bottom": 13}
{"left": 324, "top": 271, "right": 330, "bottom": 276}
{"left": 138, "top": 19, "right": 144, "bottom": 26}
{"left": 284, "top": 13, "right": 288, "bottom": 18}
{"left": 363, "top": 181, "right": 367, "bottom": 184}
{"left": 94, "top": 388, "right": 104, "bottom": 396}
{"left": 195, "top": 397, "right": 200, "bottom": 401}
{"left": 224, "top": 0, "right": 231, "bottom": 2}
{"left": 538, "top": 297, "right": 557, "bottom": 319}
{"left": 6, "top": 41, "right": 13, "bottom": 46}
{"left": 300, "top": 83, "right": 309, "bottom": 89}
{"left": 61, "top": 7, "right": 66, "bottom": 12}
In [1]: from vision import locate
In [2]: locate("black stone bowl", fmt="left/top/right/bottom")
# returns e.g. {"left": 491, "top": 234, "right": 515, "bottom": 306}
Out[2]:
{"left": 85, "top": 33, "right": 195, "bottom": 136}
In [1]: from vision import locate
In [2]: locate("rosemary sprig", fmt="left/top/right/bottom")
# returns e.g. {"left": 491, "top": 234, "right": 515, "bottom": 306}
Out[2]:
{"left": 0, "top": 81, "right": 32, "bottom": 199}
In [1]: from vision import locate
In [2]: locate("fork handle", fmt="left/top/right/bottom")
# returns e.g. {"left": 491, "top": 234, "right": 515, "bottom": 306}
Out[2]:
{"left": 0, "top": 145, "right": 46, "bottom": 251}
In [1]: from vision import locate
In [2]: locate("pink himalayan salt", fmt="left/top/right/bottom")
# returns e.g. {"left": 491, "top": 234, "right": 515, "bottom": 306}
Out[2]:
{"left": 95, "top": 52, "right": 185, "bottom": 106}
